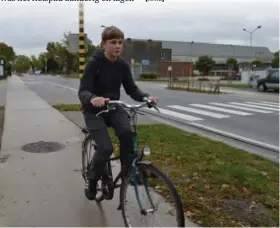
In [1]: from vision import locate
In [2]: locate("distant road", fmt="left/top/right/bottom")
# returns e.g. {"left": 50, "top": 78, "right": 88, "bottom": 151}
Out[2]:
{"left": 22, "top": 74, "right": 279, "bottom": 154}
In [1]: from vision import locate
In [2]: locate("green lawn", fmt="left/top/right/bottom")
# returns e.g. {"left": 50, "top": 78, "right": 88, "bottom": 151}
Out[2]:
{"left": 109, "top": 124, "right": 279, "bottom": 227}
{"left": 53, "top": 104, "right": 81, "bottom": 111}
{"left": 221, "top": 83, "right": 251, "bottom": 89}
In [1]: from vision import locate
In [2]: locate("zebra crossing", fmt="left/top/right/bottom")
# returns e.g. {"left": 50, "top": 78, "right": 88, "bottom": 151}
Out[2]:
{"left": 146, "top": 100, "right": 279, "bottom": 122}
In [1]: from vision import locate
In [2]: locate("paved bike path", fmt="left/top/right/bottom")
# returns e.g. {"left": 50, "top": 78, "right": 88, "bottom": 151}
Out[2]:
{"left": 0, "top": 76, "right": 196, "bottom": 226}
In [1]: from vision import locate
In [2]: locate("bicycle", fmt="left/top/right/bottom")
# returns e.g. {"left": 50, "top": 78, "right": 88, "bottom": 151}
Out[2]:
{"left": 80, "top": 98, "right": 185, "bottom": 227}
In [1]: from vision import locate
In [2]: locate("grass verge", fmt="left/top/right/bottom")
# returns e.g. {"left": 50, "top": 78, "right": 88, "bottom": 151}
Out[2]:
{"left": 221, "top": 84, "right": 251, "bottom": 89}
{"left": 53, "top": 104, "right": 81, "bottom": 111}
{"left": 167, "top": 86, "right": 222, "bottom": 94}
{"left": 136, "top": 78, "right": 169, "bottom": 82}
{"left": 108, "top": 124, "right": 279, "bottom": 227}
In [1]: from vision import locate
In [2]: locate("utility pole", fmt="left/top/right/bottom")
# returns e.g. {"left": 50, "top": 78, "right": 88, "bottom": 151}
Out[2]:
{"left": 79, "top": 1, "right": 85, "bottom": 79}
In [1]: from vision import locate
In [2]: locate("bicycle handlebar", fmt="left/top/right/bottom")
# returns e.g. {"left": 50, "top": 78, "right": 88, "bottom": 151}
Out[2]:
{"left": 96, "top": 97, "right": 159, "bottom": 117}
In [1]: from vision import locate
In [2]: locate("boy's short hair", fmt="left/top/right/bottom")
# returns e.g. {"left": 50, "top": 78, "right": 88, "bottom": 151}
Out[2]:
{"left": 101, "top": 26, "right": 124, "bottom": 41}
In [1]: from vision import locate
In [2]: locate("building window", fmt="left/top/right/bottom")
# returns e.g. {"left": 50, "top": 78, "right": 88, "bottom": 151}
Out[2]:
{"left": 161, "top": 50, "right": 164, "bottom": 59}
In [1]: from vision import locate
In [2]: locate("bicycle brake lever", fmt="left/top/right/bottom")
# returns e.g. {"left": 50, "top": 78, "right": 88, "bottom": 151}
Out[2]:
{"left": 96, "top": 109, "right": 108, "bottom": 117}
{"left": 154, "top": 106, "right": 160, "bottom": 113}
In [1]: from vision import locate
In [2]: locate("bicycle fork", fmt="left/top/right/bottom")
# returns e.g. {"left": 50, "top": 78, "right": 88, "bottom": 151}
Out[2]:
{"left": 131, "top": 137, "right": 156, "bottom": 215}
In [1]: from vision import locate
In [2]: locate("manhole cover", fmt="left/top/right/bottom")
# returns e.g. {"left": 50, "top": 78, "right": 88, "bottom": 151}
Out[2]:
{"left": 21, "top": 141, "right": 65, "bottom": 153}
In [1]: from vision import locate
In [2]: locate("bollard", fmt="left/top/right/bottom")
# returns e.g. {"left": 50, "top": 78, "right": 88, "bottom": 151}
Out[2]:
{"left": 79, "top": 1, "right": 85, "bottom": 79}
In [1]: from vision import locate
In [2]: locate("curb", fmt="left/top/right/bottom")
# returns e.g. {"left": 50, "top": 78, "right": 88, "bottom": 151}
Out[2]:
{"left": 141, "top": 109, "right": 279, "bottom": 153}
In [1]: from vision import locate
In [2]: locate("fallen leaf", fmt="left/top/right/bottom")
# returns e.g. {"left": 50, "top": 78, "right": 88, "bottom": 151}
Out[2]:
{"left": 186, "top": 210, "right": 196, "bottom": 217}
{"left": 221, "top": 184, "right": 229, "bottom": 189}
{"left": 168, "top": 208, "right": 176, "bottom": 216}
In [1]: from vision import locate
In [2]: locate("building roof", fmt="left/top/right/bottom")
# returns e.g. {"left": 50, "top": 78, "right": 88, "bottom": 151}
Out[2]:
{"left": 161, "top": 40, "right": 274, "bottom": 61}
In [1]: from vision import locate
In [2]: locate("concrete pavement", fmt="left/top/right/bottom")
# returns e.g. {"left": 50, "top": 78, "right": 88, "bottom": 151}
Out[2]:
{"left": 0, "top": 76, "right": 195, "bottom": 227}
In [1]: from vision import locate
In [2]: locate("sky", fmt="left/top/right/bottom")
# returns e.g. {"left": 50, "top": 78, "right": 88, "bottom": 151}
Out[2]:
{"left": 0, "top": 0, "right": 279, "bottom": 57}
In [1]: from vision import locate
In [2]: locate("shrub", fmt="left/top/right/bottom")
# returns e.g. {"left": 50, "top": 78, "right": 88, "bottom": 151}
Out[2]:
{"left": 139, "top": 72, "right": 158, "bottom": 79}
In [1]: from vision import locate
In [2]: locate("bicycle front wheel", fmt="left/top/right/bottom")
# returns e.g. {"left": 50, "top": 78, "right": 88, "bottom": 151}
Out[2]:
{"left": 120, "top": 163, "right": 185, "bottom": 227}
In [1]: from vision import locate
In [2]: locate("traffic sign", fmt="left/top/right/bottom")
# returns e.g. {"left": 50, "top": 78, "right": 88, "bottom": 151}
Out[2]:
{"left": 141, "top": 57, "right": 150, "bottom": 66}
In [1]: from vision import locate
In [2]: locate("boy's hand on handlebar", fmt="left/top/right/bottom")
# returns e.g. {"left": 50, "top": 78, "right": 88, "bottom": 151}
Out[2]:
{"left": 148, "top": 96, "right": 158, "bottom": 104}
{"left": 91, "top": 97, "right": 110, "bottom": 107}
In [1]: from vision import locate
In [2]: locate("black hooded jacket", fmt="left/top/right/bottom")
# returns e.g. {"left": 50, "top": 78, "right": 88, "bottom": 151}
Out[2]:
{"left": 78, "top": 51, "right": 149, "bottom": 113}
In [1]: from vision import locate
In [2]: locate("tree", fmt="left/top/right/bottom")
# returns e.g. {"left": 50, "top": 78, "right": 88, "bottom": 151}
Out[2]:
{"left": 271, "top": 51, "right": 279, "bottom": 68}
{"left": 31, "top": 31, "right": 102, "bottom": 77}
{"left": 30, "top": 55, "right": 40, "bottom": 72}
{"left": 38, "top": 52, "right": 48, "bottom": 73}
{"left": 0, "top": 42, "right": 16, "bottom": 62}
{"left": 194, "top": 55, "right": 216, "bottom": 76}
{"left": 13, "top": 55, "right": 31, "bottom": 75}
{"left": 226, "top": 57, "right": 238, "bottom": 82}
{"left": 251, "top": 58, "right": 263, "bottom": 67}
{"left": 226, "top": 57, "right": 238, "bottom": 66}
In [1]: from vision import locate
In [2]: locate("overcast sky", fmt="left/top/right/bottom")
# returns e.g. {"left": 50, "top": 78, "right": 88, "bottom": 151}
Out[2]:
{"left": 0, "top": 0, "right": 279, "bottom": 56}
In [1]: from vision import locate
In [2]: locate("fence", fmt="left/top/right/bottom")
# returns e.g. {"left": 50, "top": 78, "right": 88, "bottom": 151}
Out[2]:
{"left": 168, "top": 77, "right": 221, "bottom": 93}
{"left": 129, "top": 62, "right": 159, "bottom": 78}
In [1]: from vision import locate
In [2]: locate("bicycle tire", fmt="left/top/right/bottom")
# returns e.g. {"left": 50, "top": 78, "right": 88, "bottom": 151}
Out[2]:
{"left": 119, "top": 163, "right": 185, "bottom": 227}
{"left": 82, "top": 135, "right": 104, "bottom": 202}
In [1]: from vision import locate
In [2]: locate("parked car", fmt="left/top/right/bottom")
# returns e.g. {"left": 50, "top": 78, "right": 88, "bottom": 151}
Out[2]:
{"left": 257, "top": 70, "right": 279, "bottom": 92}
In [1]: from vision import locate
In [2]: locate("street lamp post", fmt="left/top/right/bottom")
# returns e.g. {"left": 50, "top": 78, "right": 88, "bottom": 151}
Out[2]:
{"left": 189, "top": 41, "right": 194, "bottom": 76}
{"left": 242, "top": 25, "right": 262, "bottom": 47}
{"left": 242, "top": 25, "right": 262, "bottom": 71}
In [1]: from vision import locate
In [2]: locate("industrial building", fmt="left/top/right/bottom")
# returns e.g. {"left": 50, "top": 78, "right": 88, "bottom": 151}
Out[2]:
{"left": 120, "top": 38, "right": 274, "bottom": 78}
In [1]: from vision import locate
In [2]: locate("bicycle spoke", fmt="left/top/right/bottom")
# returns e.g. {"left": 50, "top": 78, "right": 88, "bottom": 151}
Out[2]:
{"left": 121, "top": 164, "right": 184, "bottom": 227}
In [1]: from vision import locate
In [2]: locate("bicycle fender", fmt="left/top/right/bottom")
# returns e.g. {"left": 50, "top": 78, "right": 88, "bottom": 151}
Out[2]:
{"left": 137, "top": 160, "right": 152, "bottom": 165}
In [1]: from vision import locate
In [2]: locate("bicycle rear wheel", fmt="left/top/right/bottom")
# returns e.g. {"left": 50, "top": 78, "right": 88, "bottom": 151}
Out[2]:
{"left": 120, "top": 163, "right": 185, "bottom": 227}
{"left": 81, "top": 135, "right": 104, "bottom": 202}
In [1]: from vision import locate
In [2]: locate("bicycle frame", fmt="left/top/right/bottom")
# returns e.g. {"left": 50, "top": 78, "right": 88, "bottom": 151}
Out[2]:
{"left": 103, "top": 106, "right": 155, "bottom": 213}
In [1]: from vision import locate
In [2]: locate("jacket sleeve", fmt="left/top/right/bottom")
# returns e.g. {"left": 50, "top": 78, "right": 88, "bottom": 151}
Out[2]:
{"left": 78, "top": 59, "right": 98, "bottom": 105}
{"left": 122, "top": 62, "right": 150, "bottom": 102}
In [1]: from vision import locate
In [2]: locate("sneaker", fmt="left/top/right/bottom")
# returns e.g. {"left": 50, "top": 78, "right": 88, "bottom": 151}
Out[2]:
{"left": 84, "top": 176, "right": 97, "bottom": 201}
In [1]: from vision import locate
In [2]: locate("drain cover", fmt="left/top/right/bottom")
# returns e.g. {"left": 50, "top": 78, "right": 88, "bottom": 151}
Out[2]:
{"left": 21, "top": 141, "right": 65, "bottom": 153}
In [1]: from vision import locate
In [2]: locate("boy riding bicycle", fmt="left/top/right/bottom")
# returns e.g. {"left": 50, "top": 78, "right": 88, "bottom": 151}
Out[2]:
{"left": 78, "top": 26, "right": 158, "bottom": 200}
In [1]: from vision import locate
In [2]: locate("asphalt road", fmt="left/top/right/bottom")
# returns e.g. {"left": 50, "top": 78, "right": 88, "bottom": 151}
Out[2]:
{"left": 21, "top": 74, "right": 279, "bottom": 152}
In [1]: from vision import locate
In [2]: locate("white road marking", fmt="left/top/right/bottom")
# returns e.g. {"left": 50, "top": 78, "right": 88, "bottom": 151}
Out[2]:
{"left": 145, "top": 107, "right": 203, "bottom": 121}
{"left": 259, "top": 101, "right": 279, "bottom": 106}
{"left": 229, "top": 102, "right": 279, "bottom": 111}
{"left": 189, "top": 104, "right": 252, "bottom": 116}
{"left": 168, "top": 105, "right": 230, "bottom": 119}
{"left": 245, "top": 101, "right": 279, "bottom": 108}
{"left": 48, "top": 82, "right": 78, "bottom": 92}
{"left": 209, "top": 102, "right": 273, "bottom": 114}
